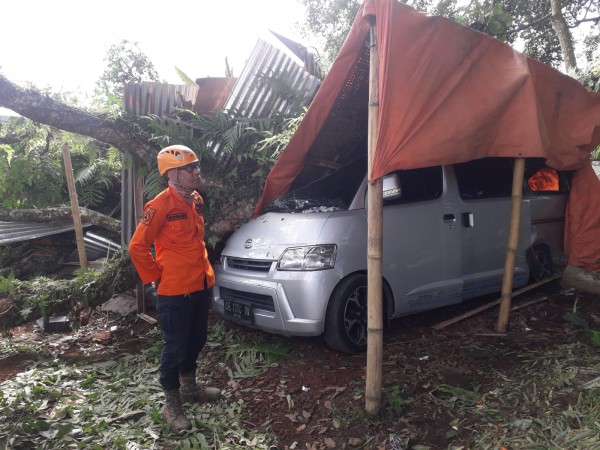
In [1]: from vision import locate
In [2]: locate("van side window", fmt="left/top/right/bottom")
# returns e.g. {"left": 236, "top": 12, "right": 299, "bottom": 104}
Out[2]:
{"left": 384, "top": 166, "right": 443, "bottom": 205}
{"left": 454, "top": 158, "right": 513, "bottom": 200}
{"left": 524, "top": 160, "right": 569, "bottom": 194}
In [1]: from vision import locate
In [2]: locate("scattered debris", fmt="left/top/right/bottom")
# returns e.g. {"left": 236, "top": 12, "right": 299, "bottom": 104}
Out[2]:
{"left": 431, "top": 274, "right": 562, "bottom": 330}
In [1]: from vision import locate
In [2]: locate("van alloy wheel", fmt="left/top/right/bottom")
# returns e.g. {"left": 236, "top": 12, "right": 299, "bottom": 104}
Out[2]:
{"left": 324, "top": 274, "right": 371, "bottom": 354}
{"left": 343, "top": 286, "right": 368, "bottom": 347}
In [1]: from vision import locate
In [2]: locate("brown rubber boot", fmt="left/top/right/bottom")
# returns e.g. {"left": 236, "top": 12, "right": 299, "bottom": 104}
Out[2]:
{"left": 163, "top": 389, "right": 191, "bottom": 432}
{"left": 180, "top": 371, "right": 222, "bottom": 404}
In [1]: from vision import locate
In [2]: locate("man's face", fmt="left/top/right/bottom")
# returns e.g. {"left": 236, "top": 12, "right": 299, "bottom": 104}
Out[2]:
{"left": 170, "top": 162, "right": 202, "bottom": 189}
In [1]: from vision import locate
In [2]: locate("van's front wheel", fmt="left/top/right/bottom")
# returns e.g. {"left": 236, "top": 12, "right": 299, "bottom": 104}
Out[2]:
{"left": 324, "top": 274, "right": 369, "bottom": 354}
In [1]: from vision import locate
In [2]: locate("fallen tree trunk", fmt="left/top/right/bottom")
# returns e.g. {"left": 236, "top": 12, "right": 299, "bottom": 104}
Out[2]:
{"left": 0, "top": 206, "right": 121, "bottom": 234}
{"left": 0, "top": 250, "right": 137, "bottom": 329}
{"left": 0, "top": 74, "right": 158, "bottom": 162}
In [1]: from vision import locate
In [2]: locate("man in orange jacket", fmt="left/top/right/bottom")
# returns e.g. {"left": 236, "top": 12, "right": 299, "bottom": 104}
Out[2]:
{"left": 129, "top": 144, "right": 220, "bottom": 432}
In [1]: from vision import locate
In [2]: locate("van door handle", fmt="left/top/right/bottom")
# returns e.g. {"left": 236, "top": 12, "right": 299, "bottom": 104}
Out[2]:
{"left": 443, "top": 213, "right": 456, "bottom": 223}
{"left": 462, "top": 212, "right": 474, "bottom": 228}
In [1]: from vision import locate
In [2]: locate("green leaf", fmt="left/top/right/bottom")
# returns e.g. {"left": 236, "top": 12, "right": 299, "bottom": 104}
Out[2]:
{"left": 563, "top": 312, "right": 590, "bottom": 329}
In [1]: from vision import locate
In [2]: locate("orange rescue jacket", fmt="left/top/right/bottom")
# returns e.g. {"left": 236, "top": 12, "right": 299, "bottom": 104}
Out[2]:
{"left": 129, "top": 187, "right": 215, "bottom": 296}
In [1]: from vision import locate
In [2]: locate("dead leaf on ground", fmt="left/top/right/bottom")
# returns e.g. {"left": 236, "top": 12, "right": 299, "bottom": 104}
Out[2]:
{"left": 324, "top": 437, "right": 336, "bottom": 448}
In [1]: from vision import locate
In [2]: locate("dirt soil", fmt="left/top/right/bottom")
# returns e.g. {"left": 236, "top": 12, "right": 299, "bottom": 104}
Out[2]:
{"left": 1, "top": 282, "right": 599, "bottom": 449}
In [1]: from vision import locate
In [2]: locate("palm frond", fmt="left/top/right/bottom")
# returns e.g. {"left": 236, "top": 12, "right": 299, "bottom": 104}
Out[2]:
{"left": 175, "top": 66, "right": 196, "bottom": 86}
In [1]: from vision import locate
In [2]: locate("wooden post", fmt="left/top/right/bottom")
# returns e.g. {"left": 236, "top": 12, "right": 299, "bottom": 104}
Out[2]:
{"left": 62, "top": 143, "right": 88, "bottom": 269}
{"left": 365, "top": 19, "right": 383, "bottom": 417}
{"left": 133, "top": 159, "right": 146, "bottom": 314}
{"left": 496, "top": 157, "right": 525, "bottom": 333}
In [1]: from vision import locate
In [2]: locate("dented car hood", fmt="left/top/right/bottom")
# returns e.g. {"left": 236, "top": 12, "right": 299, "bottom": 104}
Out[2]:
{"left": 222, "top": 212, "right": 333, "bottom": 260}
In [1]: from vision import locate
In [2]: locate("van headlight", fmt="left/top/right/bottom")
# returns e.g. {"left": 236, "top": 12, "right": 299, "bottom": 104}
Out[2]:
{"left": 277, "top": 245, "right": 337, "bottom": 271}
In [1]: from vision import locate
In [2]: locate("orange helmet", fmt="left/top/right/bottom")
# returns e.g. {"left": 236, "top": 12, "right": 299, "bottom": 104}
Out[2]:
{"left": 157, "top": 145, "right": 199, "bottom": 175}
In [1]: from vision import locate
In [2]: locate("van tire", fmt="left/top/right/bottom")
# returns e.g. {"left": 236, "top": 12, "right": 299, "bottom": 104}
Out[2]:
{"left": 527, "top": 244, "right": 554, "bottom": 282}
{"left": 324, "top": 274, "right": 368, "bottom": 354}
{"left": 324, "top": 274, "right": 373, "bottom": 354}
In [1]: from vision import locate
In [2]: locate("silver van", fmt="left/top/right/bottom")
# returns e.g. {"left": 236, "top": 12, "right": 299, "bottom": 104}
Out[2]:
{"left": 212, "top": 156, "right": 569, "bottom": 353}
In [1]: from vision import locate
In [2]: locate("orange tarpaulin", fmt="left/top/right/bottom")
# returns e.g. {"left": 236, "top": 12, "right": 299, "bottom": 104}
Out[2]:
{"left": 565, "top": 163, "right": 600, "bottom": 271}
{"left": 255, "top": 0, "right": 600, "bottom": 272}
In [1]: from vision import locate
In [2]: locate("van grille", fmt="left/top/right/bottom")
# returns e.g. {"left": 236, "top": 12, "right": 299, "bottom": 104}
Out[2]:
{"left": 226, "top": 257, "right": 272, "bottom": 272}
{"left": 220, "top": 287, "right": 275, "bottom": 312}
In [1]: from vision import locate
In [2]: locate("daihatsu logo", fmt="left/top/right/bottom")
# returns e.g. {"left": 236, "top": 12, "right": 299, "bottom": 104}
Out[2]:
{"left": 244, "top": 239, "right": 253, "bottom": 249}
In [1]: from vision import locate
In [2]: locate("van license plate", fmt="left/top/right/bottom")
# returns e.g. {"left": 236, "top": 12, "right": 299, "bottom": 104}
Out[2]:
{"left": 223, "top": 299, "right": 254, "bottom": 323}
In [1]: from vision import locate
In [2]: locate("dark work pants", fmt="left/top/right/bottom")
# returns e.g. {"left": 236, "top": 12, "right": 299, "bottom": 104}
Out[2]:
{"left": 156, "top": 290, "right": 210, "bottom": 391}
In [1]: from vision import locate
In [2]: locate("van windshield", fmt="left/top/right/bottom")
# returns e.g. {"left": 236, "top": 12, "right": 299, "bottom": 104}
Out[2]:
{"left": 265, "top": 156, "right": 367, "bottom": 213}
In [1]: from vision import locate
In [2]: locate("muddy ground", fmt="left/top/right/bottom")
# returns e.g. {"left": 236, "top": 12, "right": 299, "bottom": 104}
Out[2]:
{"left": 1, "top": 281, "right": 599, "bottom": 449}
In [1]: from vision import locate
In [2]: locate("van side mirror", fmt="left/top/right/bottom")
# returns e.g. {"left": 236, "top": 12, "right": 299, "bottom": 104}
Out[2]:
{"left": 382, "top": 173, "right": 402, "bottom": 200}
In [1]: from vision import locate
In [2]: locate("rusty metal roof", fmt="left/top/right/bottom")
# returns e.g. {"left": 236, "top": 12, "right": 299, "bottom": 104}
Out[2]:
{"left": 193, "top": 77, "right": 238, "bottom": 114}
{"left": 123, "top": 78, "right": 239, "bottom": 117}
{"left": 123, "top": 82, "right": 199, "bottom": 117}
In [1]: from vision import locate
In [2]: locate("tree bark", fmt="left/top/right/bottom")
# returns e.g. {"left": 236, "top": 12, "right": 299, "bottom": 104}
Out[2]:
{"left": 0, "top": 252, "right": 136, "bottom": 329}
{"left": 0, "top": 206, "right": 120, "bottom": 234}
{"left": 550, "top": 0, "right": 578, "bottom": 74}
{"left": 0, "top": 75, "right": 158, "bottom": 162}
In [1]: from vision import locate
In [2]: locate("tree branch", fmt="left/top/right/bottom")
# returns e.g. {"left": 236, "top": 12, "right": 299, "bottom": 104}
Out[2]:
{"left": 569, "top": 15, "right": 600, "bottom": 27}
{"left": 0, "top": 251, "right": 136, "bottom": 329}
{"left": 496, "top": 14, "right": 552, "bottom": 36}
{"left": 0, "top": 206, "right": 121, "bottom": 234}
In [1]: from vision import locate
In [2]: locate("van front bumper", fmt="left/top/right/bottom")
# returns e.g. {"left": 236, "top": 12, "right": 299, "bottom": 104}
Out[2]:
{"left": 213, "top": 264, "right": 340, "bottom": 337}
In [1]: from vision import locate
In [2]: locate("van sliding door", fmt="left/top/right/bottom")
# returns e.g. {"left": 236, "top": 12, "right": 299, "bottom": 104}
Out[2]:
{"left": 382, "top": 166, "right": 463, "bottom": 315}
{"left": 452, "top": 158, "right": 531, "bottom": 300}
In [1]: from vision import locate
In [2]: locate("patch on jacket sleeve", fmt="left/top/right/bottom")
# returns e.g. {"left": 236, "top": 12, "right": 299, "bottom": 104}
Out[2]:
{"left": 167, "top": 213, "right": 188, "bottom": 221}
{"left": 141, "top": 207, "right": 156, "bottom": 226}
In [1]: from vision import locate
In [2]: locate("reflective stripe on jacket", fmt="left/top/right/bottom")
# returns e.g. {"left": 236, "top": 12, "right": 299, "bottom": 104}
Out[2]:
{"left": 129, "top": 187, "right": 215, "bottom": 295}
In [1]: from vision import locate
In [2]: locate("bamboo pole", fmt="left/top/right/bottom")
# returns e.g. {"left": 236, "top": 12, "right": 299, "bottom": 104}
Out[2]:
{"left": 365, "top": 19, "right": 383, "bottom": 417}
{"left": 61, "top": 143, "right": 88, "bottom": 269}
{"left": 496, "top": 157, "right": 525, "bottom": 333}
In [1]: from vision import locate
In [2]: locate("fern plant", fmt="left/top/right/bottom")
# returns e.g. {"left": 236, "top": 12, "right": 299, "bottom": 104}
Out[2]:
{"left": 75, "top": 158, "right": 121, "bottom": 208}
{"left": 143, "top": 167, "right": 167, "bottom": 199}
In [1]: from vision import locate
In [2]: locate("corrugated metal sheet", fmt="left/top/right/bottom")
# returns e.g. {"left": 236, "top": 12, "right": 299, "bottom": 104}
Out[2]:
{"left": 223, "top": 39, "right": 321, "bottom": 118}
{"left": 82, "top": 232, "right": 121, "bottom": 260}
{"left": 0, "top": 222, "right": 120, "bottom": 263}
{"left": 593, "top": 161, "right": 600, "bottom": 178}
{"left": 0, "top": 221, "right": 91, "bottom": 245}
{"left": 123, "top": 82, "right": 199, "bottom": 117}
